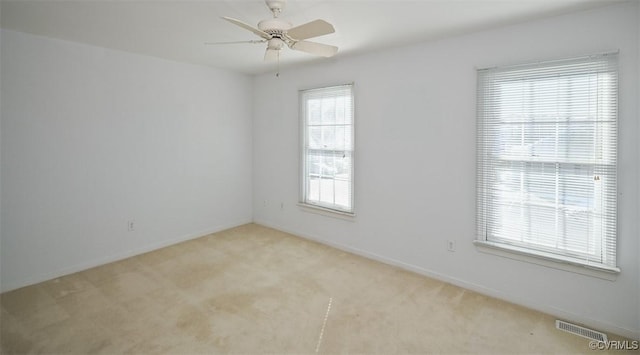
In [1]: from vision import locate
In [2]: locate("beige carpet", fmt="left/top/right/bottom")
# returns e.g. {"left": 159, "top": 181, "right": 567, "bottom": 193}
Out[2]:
{"left": 0, "top": 223, "right": 633, "bottom": 354}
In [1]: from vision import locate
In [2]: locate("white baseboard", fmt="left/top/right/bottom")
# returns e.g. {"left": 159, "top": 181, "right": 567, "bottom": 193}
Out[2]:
{"left": 253, "top": 219, "right": 640, "bottom": 340}
{"left": 0, "top": 218, "right": 252, "bottom": 293}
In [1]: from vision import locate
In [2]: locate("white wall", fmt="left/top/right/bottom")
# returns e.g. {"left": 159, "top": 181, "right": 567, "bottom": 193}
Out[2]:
{"left": 253, "top": 2, "right": 640, "bottom": 339}
{"left": 636, "top": 0, "right": 640, "bottom": 337}
{"left": 0, "top": 29, "right": 3, "bottom": 290}
{"left": 0, "top": 30, "right": 253, "bottom": 291}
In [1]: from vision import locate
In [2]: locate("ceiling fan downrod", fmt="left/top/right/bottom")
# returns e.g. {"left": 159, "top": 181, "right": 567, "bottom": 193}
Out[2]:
{"left": 265, "top": 0, "right": 286, "bottom": 18}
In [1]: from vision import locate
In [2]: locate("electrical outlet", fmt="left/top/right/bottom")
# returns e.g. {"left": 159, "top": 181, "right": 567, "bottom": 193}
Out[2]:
{"left": 263, "top": 200, "right": 267, "bottom": 207}
{"left": 128, "top": 220, "right": 135, "bottom": 232}
{"left": 447, "top": 240, "right": 456, "bottom": 252}
{"left": 280, "top": 202, "right": 284, "bottom": 210}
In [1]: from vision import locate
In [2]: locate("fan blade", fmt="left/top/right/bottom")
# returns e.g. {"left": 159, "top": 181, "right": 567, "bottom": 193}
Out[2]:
{"left": 291, "top": 40, "right": 338, "bottom": 57}
{"left": 204, "top": 40, "right": 266, "bottom": 45}
{"left": 287, "top": 19, "right": 335, "bottom": 40}
{"left": 221, "top": 16, "right": 271, "bottom": 40}
{"left": 264, "top": 48, "right": 279, "bottom": 62}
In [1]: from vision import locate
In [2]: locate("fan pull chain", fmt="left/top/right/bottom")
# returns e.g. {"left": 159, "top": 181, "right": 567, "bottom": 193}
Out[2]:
{"left": 276, "top": 50, "right": 280, "bottom": 77}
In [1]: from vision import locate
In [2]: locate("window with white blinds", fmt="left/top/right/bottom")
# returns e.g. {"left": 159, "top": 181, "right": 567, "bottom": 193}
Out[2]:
{"left": 476, "top": 53, "right": 619, "bottom": 272}
{"left": 300, "top": 84, "right": 354, "bottom": 214}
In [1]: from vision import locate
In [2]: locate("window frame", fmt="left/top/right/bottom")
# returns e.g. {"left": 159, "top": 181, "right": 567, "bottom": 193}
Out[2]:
{"left": 299, "top": 83, "right": 355, "bottom": 216}
{"left": 475, "top": 53, "right": 620, "bottom": 276}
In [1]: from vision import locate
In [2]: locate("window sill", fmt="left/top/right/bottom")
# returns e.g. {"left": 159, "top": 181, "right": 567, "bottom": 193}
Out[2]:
{"left": 297, "top": 203, "right": 356, "bottom": 221}
{"left": 474, "top": 240, "right": 620, "bottom": 281}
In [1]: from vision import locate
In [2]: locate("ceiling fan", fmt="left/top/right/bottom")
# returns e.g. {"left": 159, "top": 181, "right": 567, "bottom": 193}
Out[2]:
{"left": 207, "top": 0, "right": 338, "bottom": 61}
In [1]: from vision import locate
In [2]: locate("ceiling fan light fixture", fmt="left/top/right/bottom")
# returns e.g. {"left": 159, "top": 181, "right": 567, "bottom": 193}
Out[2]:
{"left": 267, "top": 38, "right": 285, "bottom": 50}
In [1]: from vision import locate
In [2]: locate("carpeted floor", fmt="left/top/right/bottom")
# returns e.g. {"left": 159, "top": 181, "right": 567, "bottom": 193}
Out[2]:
{"left": 0, "top": 224, "right": 633, "bottom": 353}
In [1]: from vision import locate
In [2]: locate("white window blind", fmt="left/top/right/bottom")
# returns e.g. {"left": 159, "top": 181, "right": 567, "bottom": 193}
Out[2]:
{"left": 300, "top": 84, "right": 354, "bottom": 214}
{"left": 476, "top": 53, "right": 618, "bottom": 271}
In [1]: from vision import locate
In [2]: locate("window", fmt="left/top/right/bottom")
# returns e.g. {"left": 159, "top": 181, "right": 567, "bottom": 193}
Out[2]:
{"left": 300, "top": 84, "right": 354, "bottom": 214}
{"left": 476, "top": 53, "right": 619, "bottom": 272}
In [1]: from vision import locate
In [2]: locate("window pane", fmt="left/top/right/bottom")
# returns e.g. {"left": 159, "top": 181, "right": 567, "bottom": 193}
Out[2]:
{"left": 305, "top": 151, "right": 352, "bottom": 209}
{"left": 308, "top": 126, "right": 352, "bottom": 151}
{"left": 477, "top": 53, "right": 617, "bottom": 269}
{"left": 301, "top": 85, "right": 354, "bottom": 213}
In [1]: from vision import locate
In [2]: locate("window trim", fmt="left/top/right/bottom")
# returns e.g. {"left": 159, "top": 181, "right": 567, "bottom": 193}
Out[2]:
{"left": 474, "top": 240, "right": 619, "bottom": 280}
{"left": 475, "top": 52, "right": 619, "bottom": 275}
{"left": 299, "top": 83, "right": 355, "bottom": 216}
{"left": 297, "top": 202, "right": 356, "bottom": 220}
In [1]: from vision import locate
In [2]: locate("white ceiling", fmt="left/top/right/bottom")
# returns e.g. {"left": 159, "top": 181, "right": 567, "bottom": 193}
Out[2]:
{"left": 0, "top": 0, "right": 621, "bottom": 75}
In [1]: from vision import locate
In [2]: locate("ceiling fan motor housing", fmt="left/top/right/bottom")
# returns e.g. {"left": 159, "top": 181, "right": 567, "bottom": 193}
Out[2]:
{"left": 258, "top": 18, "right": 291, "bottom": 32}
{"left": 258, "top": 18, "right": 292, "bottom": 41}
